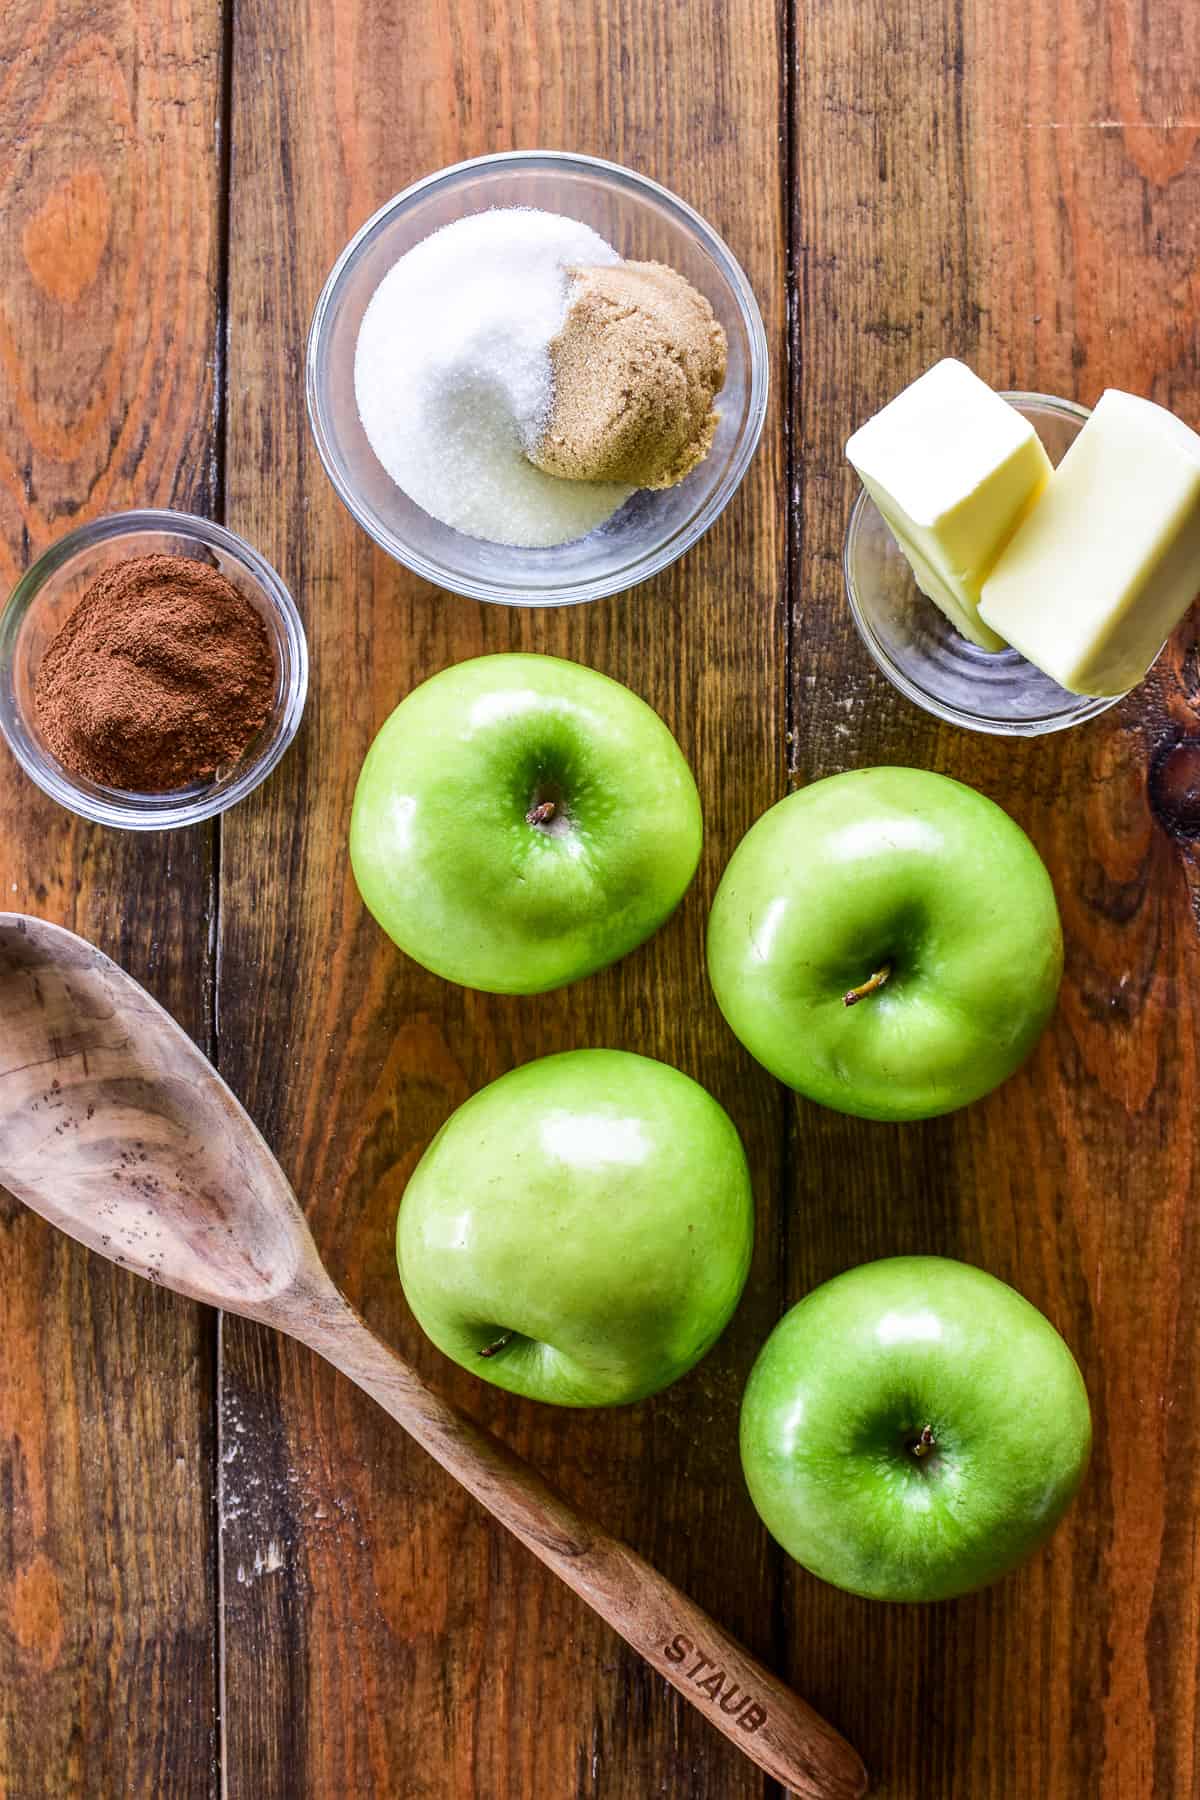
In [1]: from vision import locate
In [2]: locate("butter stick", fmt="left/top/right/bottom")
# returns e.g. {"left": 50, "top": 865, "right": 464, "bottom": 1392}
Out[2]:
{"left": 846, "top": 359, "right": 1052, "bottom": 651}
{"left": 978, "top": 390, "right": 1200, "bottom": 697}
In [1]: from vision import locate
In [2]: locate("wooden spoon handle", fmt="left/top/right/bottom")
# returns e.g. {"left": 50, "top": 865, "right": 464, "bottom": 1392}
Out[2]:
{"left": 304, "top": 1298, "right": 867, "bottom": 1799}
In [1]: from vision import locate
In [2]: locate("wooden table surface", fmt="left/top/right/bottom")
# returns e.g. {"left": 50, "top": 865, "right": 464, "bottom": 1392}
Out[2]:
{"left": 3, "top": 0, "right": 1199, "bottom": 1794}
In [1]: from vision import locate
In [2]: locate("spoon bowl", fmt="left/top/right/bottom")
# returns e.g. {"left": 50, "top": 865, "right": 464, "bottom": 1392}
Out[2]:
{"left": 0, "top": 914, "right": 309, "bottom": 1310}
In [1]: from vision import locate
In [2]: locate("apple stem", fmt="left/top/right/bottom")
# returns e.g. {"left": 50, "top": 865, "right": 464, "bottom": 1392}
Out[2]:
{"left": 479, "top": 1331, "right": 514, "bottom": 1359}
{"left": 912, "top": 1425, "right": 936, "bottom": 1458}
{"left": 843, "top": 964, "right": 891, "bottom": 1008}
{"left": 527, "top": 800, "right": 557, "bottom": 827}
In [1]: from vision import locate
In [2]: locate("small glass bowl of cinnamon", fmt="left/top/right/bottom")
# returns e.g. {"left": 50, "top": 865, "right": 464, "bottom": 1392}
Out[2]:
{"left": 0, "top": 510, "right": 308, "bottom": 830}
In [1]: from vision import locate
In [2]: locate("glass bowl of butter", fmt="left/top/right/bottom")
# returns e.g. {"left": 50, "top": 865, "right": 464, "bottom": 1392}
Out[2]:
{"left": 844, "top": 391, "right": 1124, "bottom": 736}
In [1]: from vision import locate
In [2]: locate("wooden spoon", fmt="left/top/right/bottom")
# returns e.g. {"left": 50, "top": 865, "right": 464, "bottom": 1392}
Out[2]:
{"left": 0, "top": 913, "right": 867, "bottom": 1799}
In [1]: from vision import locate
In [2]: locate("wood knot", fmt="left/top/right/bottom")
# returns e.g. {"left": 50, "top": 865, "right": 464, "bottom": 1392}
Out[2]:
{"left": 22, "top": 167, "right": 112, "bottom": 306}
{"left": 1149, "top": 735, "right": 1200, "bottom": 840}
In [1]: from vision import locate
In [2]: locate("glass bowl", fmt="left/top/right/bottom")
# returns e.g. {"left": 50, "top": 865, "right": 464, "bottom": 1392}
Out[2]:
{"left": 306, "top": 150, "right": 769, "bottom": 606}
{"left": 843, "top": 392, "right": 1125, "bottom": 736}
{"left": 0, "top": 510, "right": 308, "bottom": 830}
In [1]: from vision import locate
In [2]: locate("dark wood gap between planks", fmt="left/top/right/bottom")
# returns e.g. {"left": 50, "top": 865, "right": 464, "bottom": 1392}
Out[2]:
{"left": 211, "top": 3, "right": 237, "bottom": 1797}
{"left": 767, "top": 0, "right": 800, "bottom": 1792}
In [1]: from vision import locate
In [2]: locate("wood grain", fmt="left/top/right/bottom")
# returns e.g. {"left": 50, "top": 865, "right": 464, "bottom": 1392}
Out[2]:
{"left": 0, "top": 1, "right": 224, "bottom": 1794}
{"left": 790, "top": 0, "right": 1200, "bottom": 1795}
{"left": 217, "top": 0, "right": 790, "bottom": 1795}
{"left": 4, "top": 0, "right": 1198, "bottom": 1792}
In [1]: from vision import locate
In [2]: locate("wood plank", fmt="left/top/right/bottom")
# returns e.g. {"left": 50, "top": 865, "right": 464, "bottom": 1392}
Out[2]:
{"left": 790, "top": 1, "right": 1200, "bottom": 1794}
{"left": 0, "top": 0, "right": 225, "bottom": 1792}
{"left": 218, "top": 0, "right": 791, "bottom": 1793}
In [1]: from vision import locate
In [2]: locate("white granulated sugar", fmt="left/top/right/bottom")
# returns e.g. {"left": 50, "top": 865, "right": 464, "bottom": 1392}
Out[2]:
{"left": 354, "top": 208, "right": 634, "bottom": 548}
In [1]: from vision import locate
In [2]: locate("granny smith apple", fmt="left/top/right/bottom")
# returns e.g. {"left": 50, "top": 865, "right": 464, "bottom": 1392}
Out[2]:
{"left": 740, "top": 1256, "right": 1091, "bottom": 1602}
{"left": 706, "top": 767, "right": 1062, "bottom": 1120}
{"left": 396, "top": 1050, "right": 754, "bottom": 1406}
{"left": 350, "top": 654, "right": 702, "bottom": 994}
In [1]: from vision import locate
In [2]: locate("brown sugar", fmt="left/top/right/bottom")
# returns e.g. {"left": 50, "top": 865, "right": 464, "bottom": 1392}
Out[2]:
{"left": 530, "top": 261, "right": 728, "bottom": 491}
{"left": 34, "top": 553, "right": 276, "bottom": 792}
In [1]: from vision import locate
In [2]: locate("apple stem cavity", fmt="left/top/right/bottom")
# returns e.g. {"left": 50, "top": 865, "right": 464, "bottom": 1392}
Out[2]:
{"left": 843, "top": 964, "right": 891, "bottom": 1008}
{"left": 910, "top": 1424, "right": 936, "bottom": 1459}
{"left": 478, "top": 1330, "right": 514, "bottom": 1359}
{"left": 526, "top": 799, "right": 557, "bottom": 828}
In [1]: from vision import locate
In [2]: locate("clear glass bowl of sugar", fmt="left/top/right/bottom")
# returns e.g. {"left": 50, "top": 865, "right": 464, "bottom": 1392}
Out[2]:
{"left": 306, "top": 151, "right": 769, "bottom": 607}
{"left": 843, "top": 392, "right": 1128, "bottom": 737}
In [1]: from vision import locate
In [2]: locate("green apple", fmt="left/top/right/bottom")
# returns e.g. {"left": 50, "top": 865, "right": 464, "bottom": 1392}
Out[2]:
{"left": 706, "top": 767, "right": 1062, "bottom": 1121}
{"left": 350, "top": 654, "right": 702, "bottom": 995}
{"left": 396, "top": 1050, "right": 754, "bottom": 1406}
{"left": 740, "top": 1256, "right": 1092, "bottom": 1602}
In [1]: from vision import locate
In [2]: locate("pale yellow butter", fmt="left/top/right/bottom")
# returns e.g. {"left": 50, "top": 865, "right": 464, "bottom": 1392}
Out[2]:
{"left": 846, "top": 359, "right": 1052, "bottom": 651}
{"left": 979, "top": 389, "right": 1200, "bottom": 697}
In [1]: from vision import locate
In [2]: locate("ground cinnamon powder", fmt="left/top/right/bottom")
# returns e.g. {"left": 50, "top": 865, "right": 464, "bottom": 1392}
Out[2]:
{"left": 35, "top": 553, "right": 276, "bottom": 792}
